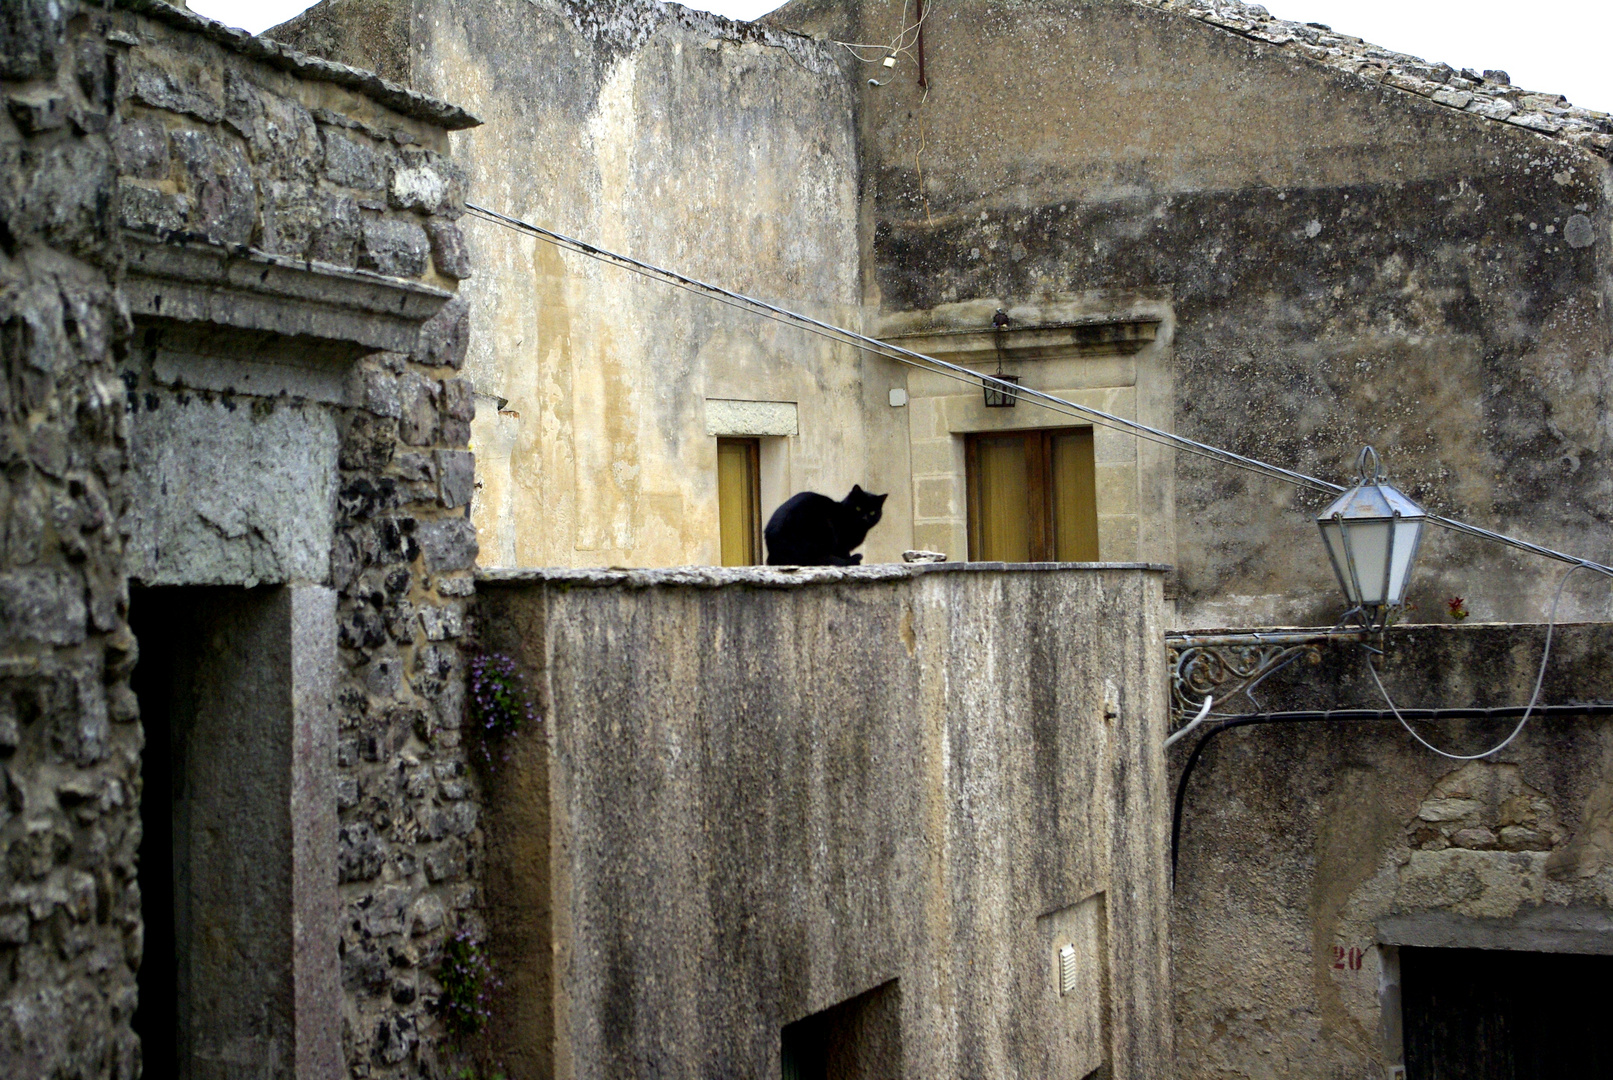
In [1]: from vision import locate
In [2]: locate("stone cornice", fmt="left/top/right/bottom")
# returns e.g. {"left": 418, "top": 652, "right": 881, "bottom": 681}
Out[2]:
{"left": 123, "top": 229, "right": 453, "bottom": 354}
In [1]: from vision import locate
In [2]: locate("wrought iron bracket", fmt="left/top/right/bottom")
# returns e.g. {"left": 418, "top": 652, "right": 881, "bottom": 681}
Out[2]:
{"left": 1166, "top": 629, "right": 1372, "bottom": 721}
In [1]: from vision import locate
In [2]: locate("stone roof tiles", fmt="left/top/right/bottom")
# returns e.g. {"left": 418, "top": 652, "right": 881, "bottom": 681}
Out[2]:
{"left": 1133, "top": 0, "right": 1613, "bottom": 159}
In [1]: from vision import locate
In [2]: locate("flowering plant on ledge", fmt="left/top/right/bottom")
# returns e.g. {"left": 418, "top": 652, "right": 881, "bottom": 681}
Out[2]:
{"left": 467, "top": 652, "right": 537, "bottom": 766}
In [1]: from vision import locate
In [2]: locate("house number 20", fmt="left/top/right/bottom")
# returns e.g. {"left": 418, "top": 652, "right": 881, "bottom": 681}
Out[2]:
{"left": 1333, "top": 946, "right": 1364, "bottom": 971}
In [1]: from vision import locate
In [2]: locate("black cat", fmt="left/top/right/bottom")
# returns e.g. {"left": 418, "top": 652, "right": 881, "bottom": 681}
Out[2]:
{"left": 764, "top": 486, "right": 888, "bottom": 566}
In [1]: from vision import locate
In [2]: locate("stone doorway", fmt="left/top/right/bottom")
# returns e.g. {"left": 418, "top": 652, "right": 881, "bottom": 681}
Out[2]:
{"left": 129, "top": 585, "right": 339, "bottom": 1078}
{"left": 1401, "top": 946, "right": 1613, "bottom": 1078}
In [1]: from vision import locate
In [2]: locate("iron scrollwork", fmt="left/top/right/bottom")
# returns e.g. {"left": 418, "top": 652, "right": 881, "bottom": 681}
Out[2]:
{"left": 1166, "top": 630, "right": 1369, "bottom": 721}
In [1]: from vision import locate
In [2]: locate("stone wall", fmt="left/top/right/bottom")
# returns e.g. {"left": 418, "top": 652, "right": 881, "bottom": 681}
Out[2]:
{"left": 1, "top": 1, "right": 139, "bottom": 1073}
{"left": 474, "top": 563, "right": 1174, "bottom": 1080}
{"left": 5, "top": 1, "right": 489, "bottom": 1076}
{"left": 1169, "top": 622, "right": 1613, "bottom": 1077}
{"left": 101, "top": 3, "right": 486, "bottom": 1074}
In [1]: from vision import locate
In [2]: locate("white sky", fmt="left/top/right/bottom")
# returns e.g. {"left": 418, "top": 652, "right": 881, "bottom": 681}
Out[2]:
{"left": 196, "top": 0, "right": 1612, "bottom": 113}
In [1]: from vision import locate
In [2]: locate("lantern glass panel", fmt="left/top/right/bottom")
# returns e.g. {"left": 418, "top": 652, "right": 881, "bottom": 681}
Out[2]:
{"left": 1320, "top": 515, "right": 1424, "bottom": 608}
{"left": 1322, "top": 518, "right": 1386, "bottom": 605}
{"left": 1386, "top": 516, "right": 1424, "bottom": 607}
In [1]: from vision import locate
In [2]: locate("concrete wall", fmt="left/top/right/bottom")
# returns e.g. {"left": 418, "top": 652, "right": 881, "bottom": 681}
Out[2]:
{"left": 1169, "top": 622, "right": 1613, "bottom": 1078}
{"left": 276, "top": 0, "right": 908, "bottom": 569}
{"left": 475, "top": 563, "right": 1173, "bottom": 1080}
{"left": 773, "top": 0, "right": 1613, "bottom": 626}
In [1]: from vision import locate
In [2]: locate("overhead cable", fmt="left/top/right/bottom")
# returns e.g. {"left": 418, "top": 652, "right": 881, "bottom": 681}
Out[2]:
{"left": 1368, "top": 561, "right": 1590, "bottom": 760}
{"left": 1169, "top": 698, "right": 1613, "bottom": 875}
{"left": 462, "top": 202, "right": 1613, "bottom": 580}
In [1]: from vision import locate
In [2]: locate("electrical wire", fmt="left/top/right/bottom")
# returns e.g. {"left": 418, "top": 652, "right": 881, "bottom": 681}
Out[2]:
{"left": 1163, "top": 696, "right": 1214, "bottom": 749}
{"left": 1367, "top": 562, "right": 1590, "bottom": 760}
{"left": 1169, "top": 700, "right": 1613, "bottom": 875}
{"left": 836, "top": 0, "right": 931, "bottom": 67}
{"left": 462, "top": 201, "right": 1613, "bottom": 582}
{"left": 464, "top": 203, "right": 1342, "bottom": 497}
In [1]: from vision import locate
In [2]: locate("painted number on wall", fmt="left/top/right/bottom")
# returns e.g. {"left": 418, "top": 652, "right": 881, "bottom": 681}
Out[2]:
{"left": 1333, "top": 946, "right": 1365, "bottom": 971}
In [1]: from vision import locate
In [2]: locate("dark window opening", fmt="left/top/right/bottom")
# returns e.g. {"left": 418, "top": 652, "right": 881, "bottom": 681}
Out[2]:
{"left": 1401, "top": 945, "right": 1613, "bottom": 1079}
{"left": 781, "top": 979, "right": 902, "bottom": 1080}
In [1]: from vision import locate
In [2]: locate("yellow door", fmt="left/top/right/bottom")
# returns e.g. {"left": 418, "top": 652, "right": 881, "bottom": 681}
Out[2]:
{"left": 967, "top": 428, "right": 1098, "bottom": 561}
{"left": 717, "top": 438, "right": 760, "bottom": 565}
{"left": 1051, "top": 429, "right": 1099, "bottom": 561}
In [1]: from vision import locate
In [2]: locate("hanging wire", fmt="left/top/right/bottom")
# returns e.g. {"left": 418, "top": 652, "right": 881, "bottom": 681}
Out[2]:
{"left": 461, "top": 201, "right": 1613, "bottom": 582}
{"left": 836, "top": 0, "right": 931, "bottom": 69}
{"left": 1367, "top": 562, "right": 1590, "bottom": 760}
{"left": 1163, "top": 696, "right": 1215, "bottom": 750}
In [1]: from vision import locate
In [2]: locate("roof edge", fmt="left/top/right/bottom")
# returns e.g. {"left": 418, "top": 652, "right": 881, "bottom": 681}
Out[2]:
{"left": 114, "top": 0, "right": 481, "bottom": 130}
{"left": 1131, "top": 0, "right": 1610, "bottom": 160}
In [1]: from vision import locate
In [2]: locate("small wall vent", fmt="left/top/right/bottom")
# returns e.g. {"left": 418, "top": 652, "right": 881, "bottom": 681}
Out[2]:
{"left": 1058, "top": 943, "right": 1078, "bottom": 996}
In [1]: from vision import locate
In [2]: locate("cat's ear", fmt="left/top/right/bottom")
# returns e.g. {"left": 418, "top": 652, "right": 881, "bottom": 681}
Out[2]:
{"left": 875, "top": 492, "right": 888, "bottom": 505}
{"left": 850, "top": 484, "right": 865, "bottom": 496}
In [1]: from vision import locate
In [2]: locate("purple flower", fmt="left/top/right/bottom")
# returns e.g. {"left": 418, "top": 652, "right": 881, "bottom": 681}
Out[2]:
{"left": 467, "top": 652, "right": 540, "bottom": 769}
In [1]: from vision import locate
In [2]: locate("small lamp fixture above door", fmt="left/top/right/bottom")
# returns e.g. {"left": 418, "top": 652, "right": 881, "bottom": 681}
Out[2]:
{"left": 1316, "top": 446, "right": 1427, "bottom": 627}
{"left": 985, "top": 308, "right": 1018, "bottom": 406}
{"left": 983, "top": 373, "right": 1020, "bottom": 407}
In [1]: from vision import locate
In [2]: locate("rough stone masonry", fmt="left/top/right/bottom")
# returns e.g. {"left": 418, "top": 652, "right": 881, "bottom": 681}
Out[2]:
{"left": 1, "top": 0, "right": 141, "bottom": 1073}
{"left": 2, "top": 1, "right": 488, "bottom": 1076}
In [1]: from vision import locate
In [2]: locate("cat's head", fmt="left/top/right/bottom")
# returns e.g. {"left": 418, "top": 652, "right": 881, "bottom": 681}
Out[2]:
{"left": 844, "top": 484, "right": 888, "bottom": 526}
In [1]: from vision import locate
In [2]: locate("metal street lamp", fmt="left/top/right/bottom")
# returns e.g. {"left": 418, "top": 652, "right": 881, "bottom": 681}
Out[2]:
{"left": 1317, "top": 446, "right": 1427, "bottom": 626}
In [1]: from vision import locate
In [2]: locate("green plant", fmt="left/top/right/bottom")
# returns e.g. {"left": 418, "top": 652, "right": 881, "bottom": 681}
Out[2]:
{"left": 437, "top": 929, "right": 499, "bottom": 1039}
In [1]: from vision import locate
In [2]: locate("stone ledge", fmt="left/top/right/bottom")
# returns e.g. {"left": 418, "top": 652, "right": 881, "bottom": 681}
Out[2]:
{"left": 124, "top": 229, "right": 453, "bottom": 353}
{"left": 476, "top": 562, "right": 1171, "bottom": 590}
{"left": 887, "top": 319, "right": 1161, "bottom": 362}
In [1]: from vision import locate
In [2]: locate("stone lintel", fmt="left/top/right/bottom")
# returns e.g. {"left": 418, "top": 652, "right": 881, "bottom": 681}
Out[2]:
{"left": 1378, "top": 906, "right": 1613, "bottom": 956}
{"left": 886, "top": 318, "right": 1161, "bottom": 363}
{"left": 123, "top": 230, "right": 453, "bottom": 353}
{"left": 704, "top": 398, "right": 800, "bottom": 437}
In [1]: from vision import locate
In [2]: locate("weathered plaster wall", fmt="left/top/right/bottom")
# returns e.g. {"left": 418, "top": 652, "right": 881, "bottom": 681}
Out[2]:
{"left": 775, "top": 0, "right": 1613, "bottom": 625}
{"left": 0, "top": 3, "right": 139, "bottom": 1074}
{"left": 1170, "top": 623, "right": 1613, "bottom": 1078}
{"left": 277, "top": 0, "right": 908, "bottom": 569}
{"left": 475, "top": 564, "right": 1173, "bottom": 1080}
